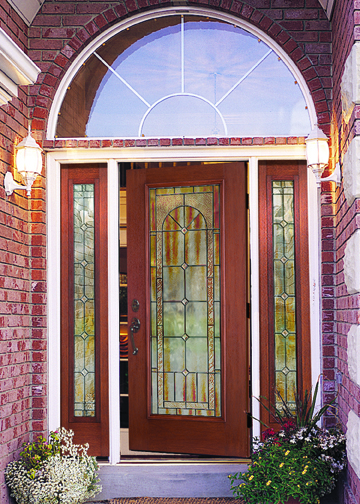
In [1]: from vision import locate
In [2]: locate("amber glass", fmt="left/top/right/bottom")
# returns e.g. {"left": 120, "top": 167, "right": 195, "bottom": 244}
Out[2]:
{"left": 150, "top": 184, "right": 221, "bottom": 416}
{"left": 272, "top": 181, "right": 297, "bottom": 410}
{"left": 73, "top": 184, "right": 96, "bottom": 417}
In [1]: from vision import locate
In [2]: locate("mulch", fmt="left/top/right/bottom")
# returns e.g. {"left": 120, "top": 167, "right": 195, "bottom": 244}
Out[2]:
{"left": 93, "top": 499, "right": 241, "bottom": 504}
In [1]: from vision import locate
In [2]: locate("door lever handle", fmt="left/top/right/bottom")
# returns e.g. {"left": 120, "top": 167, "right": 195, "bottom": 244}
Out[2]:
{"left": 129, "top": 317, "right": 140, "bottom": 355}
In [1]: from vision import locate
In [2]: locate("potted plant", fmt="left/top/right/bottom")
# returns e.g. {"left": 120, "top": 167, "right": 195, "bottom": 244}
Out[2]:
{"left": 229, "top": 379, "right": 346, "bottom": 504}
{"left": 5, "top": 427, "right": 102, "bottom": 504}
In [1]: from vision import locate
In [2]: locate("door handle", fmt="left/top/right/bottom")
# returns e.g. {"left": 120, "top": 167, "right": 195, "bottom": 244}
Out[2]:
{"left": 129, "top": 317, "right": 140, "bottom": 355}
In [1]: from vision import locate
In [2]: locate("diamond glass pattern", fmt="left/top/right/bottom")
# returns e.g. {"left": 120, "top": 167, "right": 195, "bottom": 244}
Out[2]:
{"left": 272, "top": 181, "right": 297, "bottom": 410}
{"left": 73, "top": 184, "right": 96, "bottom": 417}
{"left": 150, "top": 184, "right": 221, "bottom": 416}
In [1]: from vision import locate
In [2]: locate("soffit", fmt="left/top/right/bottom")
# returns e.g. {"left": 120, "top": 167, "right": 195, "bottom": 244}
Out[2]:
{"left": 7, "top": 0, "right": 45, "bottom": 26}
{"left": 0, "top": 28, "right": 40, "bottom": 105}
{"left": 318, "top": 0, "right": 336, "bottom": 19}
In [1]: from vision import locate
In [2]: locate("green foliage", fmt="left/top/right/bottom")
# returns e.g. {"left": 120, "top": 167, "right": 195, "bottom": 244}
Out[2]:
{"left": 230, "top": 378, "right": 346, "bottom": 504}
{"left": 20, "top": 431, "right": 61, "bottom": 475}
{"left": 229, "top": 439, "right": 341, "bottom": 504}
{"left": 5, "top": 427, "right": 102, "bottom": 504}
{"left": 258, "top": 377, "right": 335, "bottom": 434}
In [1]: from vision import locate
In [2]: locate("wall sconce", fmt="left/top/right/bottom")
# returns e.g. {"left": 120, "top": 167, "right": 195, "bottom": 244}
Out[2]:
{"left": 4, "top": 126, "right": 43, "bottom": 196}
{"left": 306, "top": 125, "right": 340, "bottom": 187}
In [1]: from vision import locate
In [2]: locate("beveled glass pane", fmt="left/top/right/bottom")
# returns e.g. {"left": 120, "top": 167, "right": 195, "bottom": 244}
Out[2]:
{"left": 274, "top": 260, "right": 285, "bottom": 295}
{"left": 151, "top": 336, "right": 157, "bottom": 368}
{"left": 164, "top": 337, "right": 185, "bottom": 371}
{"left": 163, "top": 303, "right": 185, "bottom": 336}
{"left": 175, "top": 373, "right": 185, "bottom": 402}
{"left": 73, "top": 184, "right": 96, "bottom": 417}
{"left": 186, "top": 266, "right": 207, "bottom": 301}
{"left": 186, "top": 373, "right": 197, "bottom": 402}
{"left": 286, "top": 334, "right": 297, "bottom": 370}
{"left": 272, "top": 181, "right": 296, "bottom": 409}
{"left": 164, "top": 373, "right": 174, "bottom": 401}
{"left": 163, "top": 231, "right": 184, "bottom": 266}
{"left": 150, "top": 184, "right": 221, "bottom": 416}
{"left": 185, "top": 230, "right": 207, "bottom": 265}
{"left": 275, "top": 333, "right": 286, "bottom": 370}
{"left": 285, "top": 297, "right": 296, "bottom": 332}
{"left": 186, "top": 302, "right": 207, "bottom": 336}
{"left": 163, "top": 267, "right": 184, "bottom": 301}
{"left": 186, "top": 337, "right": 208, "bottom": 372}
{"left": 284, "top": 260, "right": 295, "bottom": 295}
{"left": 215, "top": 337, "right": 221, "bottom": 370}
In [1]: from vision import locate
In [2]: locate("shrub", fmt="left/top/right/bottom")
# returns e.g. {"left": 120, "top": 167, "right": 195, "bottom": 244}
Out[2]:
{"left": 5, "top": 427, "right": 102, "bottom": 504}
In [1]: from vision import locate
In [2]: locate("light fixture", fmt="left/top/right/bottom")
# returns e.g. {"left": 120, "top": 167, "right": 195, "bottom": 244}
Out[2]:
{"left": 4, "top": 126, "right": 43, "bottom": 196}
{"left": 306, "top": 125, "right": 340, "bottom": 187}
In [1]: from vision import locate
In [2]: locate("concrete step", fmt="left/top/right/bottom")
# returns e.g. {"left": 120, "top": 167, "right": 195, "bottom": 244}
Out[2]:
{"left": 91, "top": 462, "right": 249, "bottom": 500}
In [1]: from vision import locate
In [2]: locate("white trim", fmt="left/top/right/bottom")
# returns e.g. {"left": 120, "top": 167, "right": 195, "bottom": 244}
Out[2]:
{"left": 107, "top": 160, "right": 121, "bottom": 464}
{"left": 46, "top": 6, "right": 317, "bottom": 139}
{"left": 47, "top": 157, "right": 61, "bottom": 432}
{"left": 249, "top": 158, "right": 260, "bottom": 440}
{"left": 0, "top": 27, "right": 40, "bottom": 100}
{"left": 308, "top": 169, "right": 322, "bottom": 409}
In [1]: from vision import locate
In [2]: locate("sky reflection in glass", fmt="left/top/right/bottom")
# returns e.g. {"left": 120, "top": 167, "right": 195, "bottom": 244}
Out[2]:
{"left": 86, "top": 16, "right": 310, "bottom": 138}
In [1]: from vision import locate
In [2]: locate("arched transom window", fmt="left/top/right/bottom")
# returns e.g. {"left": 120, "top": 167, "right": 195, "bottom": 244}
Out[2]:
{"left": 56, "top": 14, "right": 311, "bottom": 139}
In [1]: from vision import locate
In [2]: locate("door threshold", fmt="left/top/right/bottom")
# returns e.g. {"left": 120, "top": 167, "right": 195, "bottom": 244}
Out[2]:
{"left": 98, "top": 457, "right": 250, "bottom": 465}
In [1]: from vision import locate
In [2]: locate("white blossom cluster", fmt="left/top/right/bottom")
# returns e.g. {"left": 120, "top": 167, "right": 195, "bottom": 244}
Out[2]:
{"left": 5, "top": 428, "right": 102, "bottom": 504}
{"left": 287, "top": 427, "right": 346, "bottom": 474}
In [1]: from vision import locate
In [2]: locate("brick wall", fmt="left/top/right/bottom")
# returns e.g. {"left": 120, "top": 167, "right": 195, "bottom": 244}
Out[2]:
{"left": 0, "top": 3, "right": 47, "bottom": 504}
{"left": 27, "top": 0, "right": 332, "bottom": 140}
{"left": 332, "top": 1, "right": 360, "bottom": 503}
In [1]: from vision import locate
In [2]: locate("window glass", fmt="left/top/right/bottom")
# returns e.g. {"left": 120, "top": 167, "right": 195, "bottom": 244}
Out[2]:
{"left": 56, "top": 15, "right": 310, "bottom": 138}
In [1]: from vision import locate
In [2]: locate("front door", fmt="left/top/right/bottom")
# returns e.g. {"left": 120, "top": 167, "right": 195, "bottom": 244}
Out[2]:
{"left": 127, "top": 162, "right": 249, "bottom": 457}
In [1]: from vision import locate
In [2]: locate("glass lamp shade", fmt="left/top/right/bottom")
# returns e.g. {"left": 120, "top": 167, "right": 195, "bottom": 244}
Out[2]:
{"left": 15, "top": 128, "right": 42, "bottom": 188}
{"left": 305, "top": 126, "right": 330, "bottom": 186}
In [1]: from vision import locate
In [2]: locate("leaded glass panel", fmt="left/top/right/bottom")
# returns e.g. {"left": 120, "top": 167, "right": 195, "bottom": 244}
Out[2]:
{"left": 73, "top": 184, "right": 96, "bottom": 417}
{"left": 150, "top": 184, "right": 221, "bottom": 416}
{"left": 272, "top": 181, "right": 297, "bottom": 410}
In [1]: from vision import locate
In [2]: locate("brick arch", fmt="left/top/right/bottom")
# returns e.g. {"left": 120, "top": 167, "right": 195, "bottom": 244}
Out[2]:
{"left": 29, "top": 1, "right": 331, "bottom": 138}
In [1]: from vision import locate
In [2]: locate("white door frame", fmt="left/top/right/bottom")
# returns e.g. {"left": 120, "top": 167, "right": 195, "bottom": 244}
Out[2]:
{"left": 46, "top": 144, "right": 321, "bottom": 464}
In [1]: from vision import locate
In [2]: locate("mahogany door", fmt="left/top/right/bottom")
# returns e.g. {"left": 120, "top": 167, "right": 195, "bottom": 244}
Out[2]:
{"left": 127, "top": 162, "right": 249, "bottom": 457}
{"left": 61, "top": 164, "right": 109, "bottom": 457}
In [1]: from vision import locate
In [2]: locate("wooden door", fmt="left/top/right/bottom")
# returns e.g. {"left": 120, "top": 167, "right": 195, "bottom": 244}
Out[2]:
{"left": 61, "top": 164, "right": 109, "bottom": 457}
{"left": 127, "top": 162, "right": 249, "bottom": 457}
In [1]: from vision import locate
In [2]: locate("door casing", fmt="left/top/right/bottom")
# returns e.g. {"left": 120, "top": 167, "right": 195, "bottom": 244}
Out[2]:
{"left": 47, "top": 146, "right": 320, "bottom": 464}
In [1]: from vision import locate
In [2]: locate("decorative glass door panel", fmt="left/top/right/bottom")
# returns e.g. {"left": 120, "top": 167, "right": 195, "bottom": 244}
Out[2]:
{"left": 150, "top": 185, "right": 221, "bottom": 417}
{"left": 127, "top": 163, "right": 249, "bottom": 457}
{"left": 259, "top": 161, "right": 311, "bottom": 433}
{"left": 61, "top": 164, "right": 109, "bottom": 457}
{"left": 73, "top": 184, "right": 96, "bottom": 417}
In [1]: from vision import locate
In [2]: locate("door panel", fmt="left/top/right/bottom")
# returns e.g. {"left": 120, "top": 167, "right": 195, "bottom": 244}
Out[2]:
{"left": 127, "top": 163, "right": 249, "bottom": 457}
{"left": 61, "top": 164, "right": 109, "bottom": 457}
{"left": 258, "top": 161, "right": 311, "bottom": 432}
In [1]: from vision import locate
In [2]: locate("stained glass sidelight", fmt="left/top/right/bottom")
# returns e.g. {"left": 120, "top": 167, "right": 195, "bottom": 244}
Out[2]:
{"left": 272, "top": 181, "right": 297, "bottom": 410}
{"left": 73, "top": 184, "right": 96, "bottom": 417}
{"left": 150, "top": 185, "right": 221, "bottom": 416}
